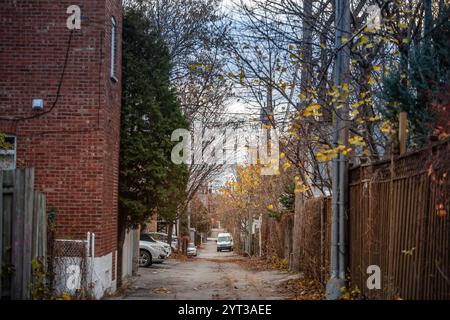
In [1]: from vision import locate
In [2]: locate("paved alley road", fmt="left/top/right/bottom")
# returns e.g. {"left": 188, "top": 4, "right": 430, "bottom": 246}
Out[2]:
{"left": 114, "top": 241, "right": 298, "bottom": 300}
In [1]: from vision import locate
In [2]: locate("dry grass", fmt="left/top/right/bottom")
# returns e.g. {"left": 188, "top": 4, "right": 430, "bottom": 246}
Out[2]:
{"left": 280, "top": 278, "right": 325, "bottom": 300}
{"left": 234, "top": 256, "right": 290, "bottom": 272}
{"left": 234, "top": 256, "right": 325, "bottom": 300}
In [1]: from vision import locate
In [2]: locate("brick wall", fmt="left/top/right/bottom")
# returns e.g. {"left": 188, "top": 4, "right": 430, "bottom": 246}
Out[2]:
{"left": 0, "top": 0, "right": 122, "bottom": 269}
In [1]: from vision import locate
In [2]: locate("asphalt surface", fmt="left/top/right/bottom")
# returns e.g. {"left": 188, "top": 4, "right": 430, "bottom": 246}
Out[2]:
{"left": 113, "top": 240, "right": 297, "bottom": 300}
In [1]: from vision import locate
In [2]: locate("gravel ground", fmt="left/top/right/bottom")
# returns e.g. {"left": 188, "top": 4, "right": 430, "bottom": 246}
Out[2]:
{"left": 111, "top": 240, "right": 300, "bottom": 300}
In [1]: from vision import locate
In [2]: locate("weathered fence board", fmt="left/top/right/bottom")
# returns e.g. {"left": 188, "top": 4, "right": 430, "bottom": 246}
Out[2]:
{"left": 293, "top": 196, "right": 331, "bottom": 284}
{"left": 32, "top": 193, "right": 47, "bottom": 260}
{"left": 1, "top": 168, "right": 47, "bottom": 300}
{"left": 0, "top": 172, "right": 3, "bottom": 297}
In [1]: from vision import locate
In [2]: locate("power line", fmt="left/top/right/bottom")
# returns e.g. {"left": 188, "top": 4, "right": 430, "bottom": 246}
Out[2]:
{"left": 0, "top": 30, "right": 74, "bottom": 122}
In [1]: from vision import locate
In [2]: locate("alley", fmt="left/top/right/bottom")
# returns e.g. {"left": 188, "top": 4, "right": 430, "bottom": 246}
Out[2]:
{"left": 113, "top": 241, "right": 298, "bottom": 300}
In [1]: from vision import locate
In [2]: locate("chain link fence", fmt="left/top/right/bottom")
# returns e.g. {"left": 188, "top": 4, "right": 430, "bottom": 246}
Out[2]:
{"left": 47, "top": 233, "right": 95, "bottom": 299}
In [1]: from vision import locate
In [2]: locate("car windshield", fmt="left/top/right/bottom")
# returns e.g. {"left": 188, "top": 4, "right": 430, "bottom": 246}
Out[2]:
{"left": 140, "top": 234, "right": 156, "bottom": 242}
{"left": 188, "top": 243, "right": 195, "bottom": 248}
{"left": 152, "top": 234, "right": 168, "bottom": 241}
{"left": 218, "top": 236, "right": 230, "bottom": 242}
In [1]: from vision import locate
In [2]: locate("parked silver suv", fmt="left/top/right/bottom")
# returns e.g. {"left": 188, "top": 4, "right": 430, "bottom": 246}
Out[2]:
{"left": 139, "top": 233, "right": 171, "bottom": 267}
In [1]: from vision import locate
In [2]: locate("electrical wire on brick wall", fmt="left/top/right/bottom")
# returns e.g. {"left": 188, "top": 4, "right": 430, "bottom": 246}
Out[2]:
{"left": 0, "top": 30, "right": 74, "bottom": 122}
{"left": 0, "top": 28, "right": 109, "bottom": 138}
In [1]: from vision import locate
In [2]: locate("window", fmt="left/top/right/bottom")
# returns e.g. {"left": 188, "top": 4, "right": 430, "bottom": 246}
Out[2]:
{"left": 110, "top": 16, "right": 117, "bottom": 82}
{"left": 0, "top": 135, "right": 16, "bottom": 170}
{"left": 140, "top": 234, "right": 151, "bottom": 242}
{"left": 140, "top": 234, "right": 156, "bottom": 243}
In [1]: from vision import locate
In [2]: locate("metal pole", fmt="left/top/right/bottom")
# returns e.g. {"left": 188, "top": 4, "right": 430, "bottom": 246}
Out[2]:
{"left": 338, "top": 152, "right": 347, "bottom": 280}
{"left": 338, "top": 0, "right": 350, "bottom": 282}
{"left": 326, "top": 0, "right": 350, "bottom": 299}
{"left": 330, "top": 0, "right": 342, "bottom": 283}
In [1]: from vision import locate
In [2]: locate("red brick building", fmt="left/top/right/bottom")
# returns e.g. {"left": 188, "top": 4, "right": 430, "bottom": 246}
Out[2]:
{"left": 0, "top": 1, "right": 122, "bottom": 297}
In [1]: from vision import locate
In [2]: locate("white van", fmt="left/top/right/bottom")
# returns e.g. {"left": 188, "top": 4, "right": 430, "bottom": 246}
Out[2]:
{"left": 217, "top": 233, "right": 233, "bottom": 252}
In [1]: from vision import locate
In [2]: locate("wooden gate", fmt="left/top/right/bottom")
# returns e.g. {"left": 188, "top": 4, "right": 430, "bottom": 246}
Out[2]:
{"left": 0, "top": 168, "right": 47, "bottom": 300}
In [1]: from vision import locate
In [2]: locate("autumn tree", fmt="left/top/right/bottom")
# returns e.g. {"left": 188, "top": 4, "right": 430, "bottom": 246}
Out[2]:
{"left": 118, "top": 7, "right": 188, "bottom": 283}
{"left": 221, "top": 0, "right": 448, "bottom": 200}
{"left": 125, "top": 0, "right": 234, "bottom": 241}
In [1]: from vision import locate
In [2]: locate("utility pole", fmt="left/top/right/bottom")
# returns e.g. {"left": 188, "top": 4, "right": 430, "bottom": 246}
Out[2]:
{"left": 326, "top": 0, "right": 350, "bottom": 300}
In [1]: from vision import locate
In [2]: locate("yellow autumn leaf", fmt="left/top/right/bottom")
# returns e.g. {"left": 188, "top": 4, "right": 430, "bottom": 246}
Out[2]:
{"left": 295, "top": 185, "right": 310, "bottom": 194}
{"left": 303, "top": 103, "right": 322, "bottom": 117}
{"left": 307, "top": 103, "right": 321, "bottom": 110}
{"left": 368, "top": 115, "right": 381, "bottom": 122}
{"left": 349, "top": 136, "right": 367, "bottom": 146}
{"left": 188, "top": 63, "right": 200, "bottom": 72}
{"left": 351, "top": 101, "right": 363, "bottom": 108}
{"left": 401, "top": 247, "right": 415, "bottom": 256}
{"left": 359, "top": 35, "right": 369, "bottom": 44}
{"left": 342, "top": 148, "right": 352, "bottom": 155}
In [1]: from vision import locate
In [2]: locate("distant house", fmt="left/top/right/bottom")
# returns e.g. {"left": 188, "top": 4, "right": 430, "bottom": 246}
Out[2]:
{"left": 0, "top": 1, "right": 123, "bottom": 298}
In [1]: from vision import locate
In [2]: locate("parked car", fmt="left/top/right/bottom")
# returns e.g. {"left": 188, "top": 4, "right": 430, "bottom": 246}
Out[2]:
{"left": 187, "top": 243, "right": 197, "bottom": 257}
{"left": 139, "top": 234, "right": 169, "bottom": 267}
{"left": 217, "top": 233, "right": 233, "bottom": 252}
{"left": 149, "top": 232, "right": 178, "bottom": 250}
{"left": 141, "top": 233, "right": 171, "bottom": 257}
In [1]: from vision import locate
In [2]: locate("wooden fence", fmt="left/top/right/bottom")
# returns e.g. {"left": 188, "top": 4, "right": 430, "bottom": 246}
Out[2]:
{"left": 348, "top": 141, "right": 450, "bottom": 299}
{"left": 0, "top": 168, "right": 47, "bottom": 300}
{"left": 261, "top": 213, "right": 293, "bottom": 260}
{"left": 292, "top": 196, "right": 331, "bottom": 284}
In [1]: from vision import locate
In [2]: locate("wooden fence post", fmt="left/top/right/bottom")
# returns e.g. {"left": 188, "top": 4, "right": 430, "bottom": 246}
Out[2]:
{"left": 11, "top": 169, "right": 24, "bottom": 299}
{"left": 22, "top": 168, "right": 34, "bottom": 299}
{"left": 0, "top": 171, "right": 3, "bottom": 298}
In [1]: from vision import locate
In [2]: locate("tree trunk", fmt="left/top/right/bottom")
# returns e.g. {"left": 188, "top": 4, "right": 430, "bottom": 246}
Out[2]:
{"left": 116, "top": 212, "right": 127, "bottom": 289}
{"left": 167, "top": 221, "right": 174, "bottom": 246}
